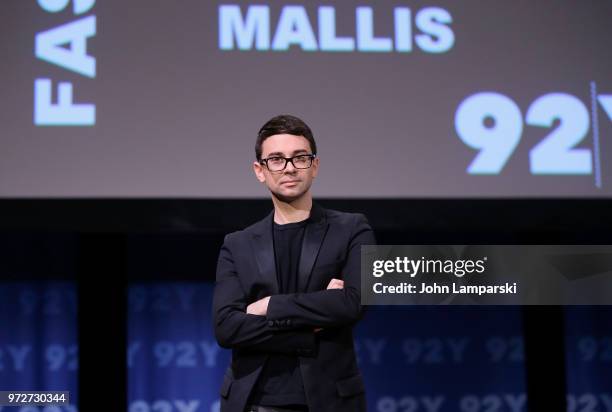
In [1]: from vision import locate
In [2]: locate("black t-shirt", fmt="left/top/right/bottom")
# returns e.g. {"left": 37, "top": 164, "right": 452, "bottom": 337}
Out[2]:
{"left": 249, "top": 217, "right": 309, "bottom": 407}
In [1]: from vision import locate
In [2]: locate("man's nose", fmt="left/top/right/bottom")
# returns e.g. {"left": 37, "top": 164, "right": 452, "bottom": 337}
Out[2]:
{"left": 284, "top": 160, "right": 297, "bottom": 173}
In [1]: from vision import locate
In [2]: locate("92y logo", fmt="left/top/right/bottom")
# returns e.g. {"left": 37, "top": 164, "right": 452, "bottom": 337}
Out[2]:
{"left": 455, "top": 85, "right": 612, "bottom": 184}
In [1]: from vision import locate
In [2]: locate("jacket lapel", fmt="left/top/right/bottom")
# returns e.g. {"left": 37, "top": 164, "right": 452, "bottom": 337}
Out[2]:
{"left": 298, "top": 203, "right": 329, "bottom": 292}
{"left": 250, "top": 210, "right": 279, "bottom": 296}
{"left": 250, "top": 203, "right": 329, "bottom": 295}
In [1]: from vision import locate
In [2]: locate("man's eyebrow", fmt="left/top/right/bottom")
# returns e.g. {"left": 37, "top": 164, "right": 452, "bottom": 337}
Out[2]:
{"left": 265, "top": 149, "right": 310, "bottom": 157}
{"left": 265, "top": 151, "right": 285, "bottom": 157}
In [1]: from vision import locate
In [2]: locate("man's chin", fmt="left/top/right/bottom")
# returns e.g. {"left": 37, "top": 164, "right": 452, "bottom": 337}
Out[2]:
{"left": 270, "top": 188, "right": 306, "bottom": 203}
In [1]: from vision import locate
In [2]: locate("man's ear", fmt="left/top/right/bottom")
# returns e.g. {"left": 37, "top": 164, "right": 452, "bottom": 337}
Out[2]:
{"left": 311, "top": 156, "right": 320, "bottom": 179}
{"left": 253, "top": 161, "right": 266, "bottom": 183}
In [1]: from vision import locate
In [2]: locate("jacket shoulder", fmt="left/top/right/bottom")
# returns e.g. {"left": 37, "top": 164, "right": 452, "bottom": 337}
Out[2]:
{"left": 325, "top": 209, "right": 365, "bottom": 221}
{"left": 324, "top": 208, "right": 369, "bottom": 226}
{"left": 223, "top": 208, "right": 370, "bottom": 243}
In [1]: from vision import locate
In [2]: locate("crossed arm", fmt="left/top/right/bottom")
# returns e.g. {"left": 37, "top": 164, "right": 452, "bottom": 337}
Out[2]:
{"left": 212, "top": 214, "right": 375, "bottom": 355}
{"left": 245, "top": 278, "right": 345, "bottom": 331}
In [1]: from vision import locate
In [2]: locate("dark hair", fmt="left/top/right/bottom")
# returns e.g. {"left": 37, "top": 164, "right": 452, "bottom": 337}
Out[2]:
{"left": 255, "top": 114, "right": 317, "bottom": 160}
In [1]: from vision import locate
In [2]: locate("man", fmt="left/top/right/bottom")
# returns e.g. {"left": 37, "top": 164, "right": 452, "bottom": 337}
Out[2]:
{"left": 212, "top": 114, "right": 376, "bottom": 412}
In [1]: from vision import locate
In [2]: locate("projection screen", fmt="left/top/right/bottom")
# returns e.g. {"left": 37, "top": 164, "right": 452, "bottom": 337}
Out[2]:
{"left": 1, "top": 0, "right": 611, "bottom": 197}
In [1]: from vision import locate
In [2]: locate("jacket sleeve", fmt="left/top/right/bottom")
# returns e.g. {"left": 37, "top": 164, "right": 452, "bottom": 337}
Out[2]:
{"left": 266, "top": 213, "right": 376, "bottom": 329}
{"left": 212, "top": 234, "right": 317, "bottom": 356}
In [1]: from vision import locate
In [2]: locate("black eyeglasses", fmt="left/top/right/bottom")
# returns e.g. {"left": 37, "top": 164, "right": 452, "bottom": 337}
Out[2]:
{"left": 259, "top": 154, "right": 317, "bottom": 172}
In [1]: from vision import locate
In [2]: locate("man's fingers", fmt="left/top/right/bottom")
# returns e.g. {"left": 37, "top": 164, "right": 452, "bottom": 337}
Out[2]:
{"left": 246, "top": 296, "right": 270, "bottom": 316}
{"left": 326, "top": 278, "right": 344, "bottom": 289}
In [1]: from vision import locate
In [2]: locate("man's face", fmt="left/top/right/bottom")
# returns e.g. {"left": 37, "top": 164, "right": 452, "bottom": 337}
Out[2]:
{"left": 253, "top": 134, "right": 319, "bottom": 202}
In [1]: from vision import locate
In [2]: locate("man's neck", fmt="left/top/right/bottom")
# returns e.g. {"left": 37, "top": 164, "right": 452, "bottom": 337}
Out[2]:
{"left": 272, "top": 193, "right": 312, "bottom": 224}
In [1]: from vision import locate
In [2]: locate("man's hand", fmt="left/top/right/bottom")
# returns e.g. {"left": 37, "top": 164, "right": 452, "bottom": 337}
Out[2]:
{"left": 248, "top": 279, "right": 343, "bottom": 327}
{"left": 326, "top": 278, "right": 344, "bottom": 289}
{"left": 315, "top": 277, "right": 344, "bottom": 332}
{"left": 246, "top": 296, "right": 270, "bottom": 316}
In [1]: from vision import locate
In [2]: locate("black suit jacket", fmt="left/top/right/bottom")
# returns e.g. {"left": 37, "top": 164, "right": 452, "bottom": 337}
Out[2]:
{"left": 212, "top": 203, "right": 376, "bottom": 412}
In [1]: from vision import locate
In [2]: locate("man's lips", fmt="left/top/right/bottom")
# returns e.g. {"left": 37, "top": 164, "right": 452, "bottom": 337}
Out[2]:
{"left": 281, "top": 180, "right": 300, "bottom": 185}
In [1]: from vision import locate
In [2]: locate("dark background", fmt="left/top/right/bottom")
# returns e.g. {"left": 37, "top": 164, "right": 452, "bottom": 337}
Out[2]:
{"left": 1, "top": 198, "right": 611, "bottom": 411}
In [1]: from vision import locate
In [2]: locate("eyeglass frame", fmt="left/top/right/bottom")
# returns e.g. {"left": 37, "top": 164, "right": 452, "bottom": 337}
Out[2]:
{"left": 258, "top": 153, "right": 317, "bottom": 172}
